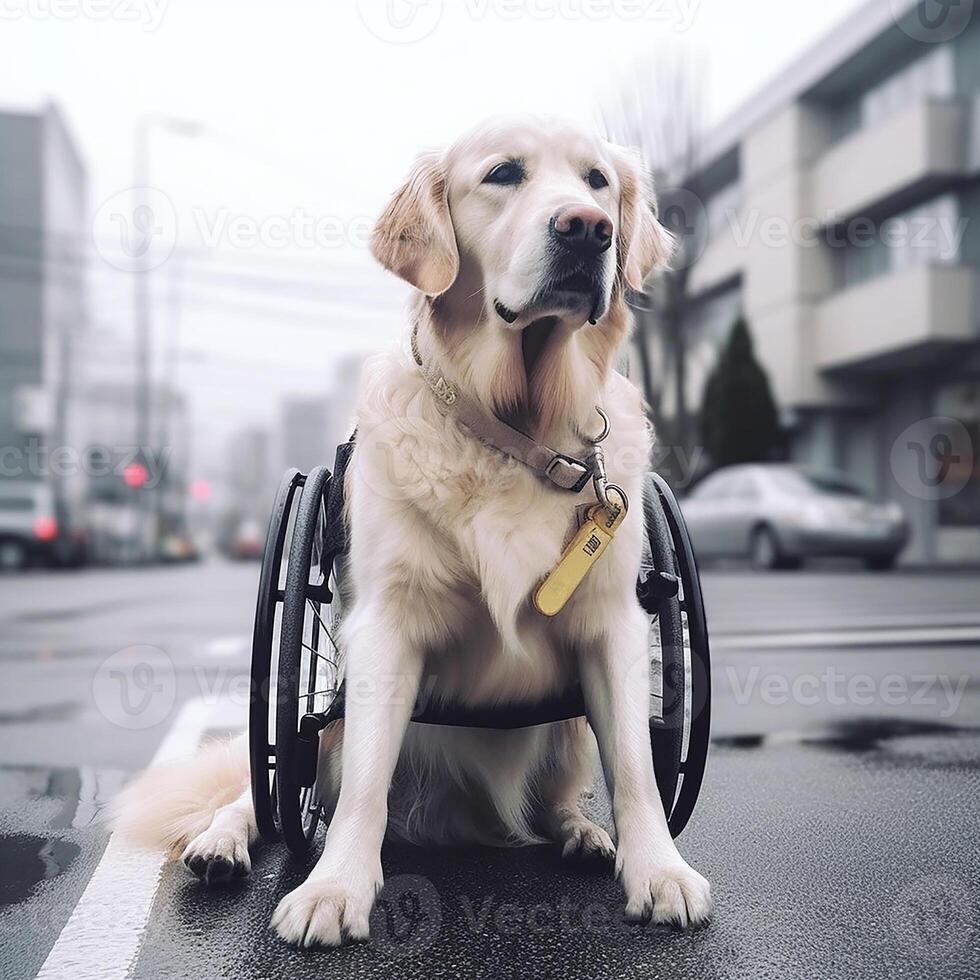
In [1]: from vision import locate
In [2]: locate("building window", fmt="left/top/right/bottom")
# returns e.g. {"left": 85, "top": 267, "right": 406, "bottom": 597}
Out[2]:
{"left": 831, "top": 193, "right": 960, "bottom": 290}
{"left": 860, "top": 46, "right": 953, "bottom": 129}
{"left": 829, "top": 46, "right": 954, "bottom": 141}
{"left": 704, "top": 182, "right": 741, "bottom": 239}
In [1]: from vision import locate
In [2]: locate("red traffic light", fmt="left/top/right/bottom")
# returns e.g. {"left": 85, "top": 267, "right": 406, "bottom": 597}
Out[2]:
{"left": 189, "top": 479, "right": 211, "bottom": 501}
{"left": 123, "top": 462, "right": 149, "bottom": 489}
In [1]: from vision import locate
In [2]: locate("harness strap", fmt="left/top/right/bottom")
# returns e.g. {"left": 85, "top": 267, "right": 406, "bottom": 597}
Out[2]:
{"left": 416, "top": 358, "right": 596, "bottom": 494}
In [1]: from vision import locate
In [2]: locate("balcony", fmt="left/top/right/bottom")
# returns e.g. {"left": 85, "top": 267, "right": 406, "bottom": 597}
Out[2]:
{"left": 688, "top": 219, "right": 744, "bottom": 296}
{"left": 814, "top": 264, "right": 978, "bottom": 372}
{"left": 810, "top": 99, "right": 969, "bottom": 221}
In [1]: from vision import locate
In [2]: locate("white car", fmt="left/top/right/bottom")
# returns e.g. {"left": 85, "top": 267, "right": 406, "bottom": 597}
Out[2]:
{"left": 0, "top": 480, "right": 87, "bottom": 570}
{"left": 681, "top": 464, "right": 909, "bottom": 570}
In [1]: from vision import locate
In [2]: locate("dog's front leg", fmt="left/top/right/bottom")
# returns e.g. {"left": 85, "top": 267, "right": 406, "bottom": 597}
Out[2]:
{"left": 271, "top": 602, "right": 422, "bottom": 947}
{"left": 579, "top": 604, "right": 712, "bottom": 927}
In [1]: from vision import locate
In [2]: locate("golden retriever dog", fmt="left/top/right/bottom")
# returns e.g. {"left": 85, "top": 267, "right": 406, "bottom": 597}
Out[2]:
{"left": 113, "top": 115, "right": 712, "bottom": 947}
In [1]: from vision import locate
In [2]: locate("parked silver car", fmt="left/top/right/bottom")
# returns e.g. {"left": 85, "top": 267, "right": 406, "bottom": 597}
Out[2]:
{"left": 681, "top": 464, "right": 908, "bottom": 570}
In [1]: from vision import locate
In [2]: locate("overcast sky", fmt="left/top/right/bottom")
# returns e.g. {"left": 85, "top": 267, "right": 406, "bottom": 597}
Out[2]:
{"left": 0, "top": 0, "right": 867, "bottom": 469}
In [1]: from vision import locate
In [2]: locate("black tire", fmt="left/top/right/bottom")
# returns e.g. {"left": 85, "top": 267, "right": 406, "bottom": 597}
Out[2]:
{"left": 751, "top": 525, "right": 800, "bottom": 570}
{"left": 0, "top": 538, "right": 30, "bottom": 571}
{"left": 275, "top": 466, "right": 345, "bottom": 856}
{"left": 249, "top": 468, "right": 303, "bottom": 844}
{"left": 865, "top": 554, "right": 897, "bottom": 571}
{"left": 644, "top": 475, "right": 711, "bottom": 839}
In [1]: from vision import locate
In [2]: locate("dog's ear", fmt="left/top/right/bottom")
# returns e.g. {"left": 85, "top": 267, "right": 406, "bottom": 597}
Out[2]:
{"left": 611, "top": 146, "right": 675, "bottom": 292}
{"left": 370, "top": 150, "right": 459, "bottom": 296}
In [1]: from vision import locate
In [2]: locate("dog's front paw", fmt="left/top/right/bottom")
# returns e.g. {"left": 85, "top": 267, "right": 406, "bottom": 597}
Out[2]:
{"left": 181, "top": 826, "right": 250, "bottom": 886}
{"left": 271, "top": 871, "right": 381, "bottom": 947}
{"left": 558, "top": 817, "right": 616, "bottom": 866}
{"left": 621, "top": 857, "right": 712, "bottom": 928}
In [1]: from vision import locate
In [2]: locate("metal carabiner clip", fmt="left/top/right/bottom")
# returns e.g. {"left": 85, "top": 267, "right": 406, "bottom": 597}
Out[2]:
{"left": 588, "top": 407, "right": 625, "bottom": 511}
{"left": 591, "top": 407, "right": 610, "bottom": 444}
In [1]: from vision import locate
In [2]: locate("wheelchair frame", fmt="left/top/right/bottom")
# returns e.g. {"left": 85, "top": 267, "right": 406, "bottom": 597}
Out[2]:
{"left": 249, "top": 439, "right": 711, "bottom": 856}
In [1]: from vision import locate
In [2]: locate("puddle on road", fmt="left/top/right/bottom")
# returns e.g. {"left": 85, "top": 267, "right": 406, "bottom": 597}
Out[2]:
{"left": 713, "top": 717, "right": 980, "bottom": 768}
{"left": 712, "top": 734, "right": 765, "bottom": 749}
{"left": 0, "top": 764, "right": 124, "bottom": 829}
{"left": 0, "top": 833, "right": 80, "bottom": 907}
{"left": 799, "top": 717, "right": 972, "bottom": 752}
{"left": 0, "top": 701, "right": 83, "bottom": 725}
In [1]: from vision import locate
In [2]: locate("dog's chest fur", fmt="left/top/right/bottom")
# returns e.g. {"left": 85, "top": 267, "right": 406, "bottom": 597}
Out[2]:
{"left": 349, "top": 350, "right": 652, "bottom": 705}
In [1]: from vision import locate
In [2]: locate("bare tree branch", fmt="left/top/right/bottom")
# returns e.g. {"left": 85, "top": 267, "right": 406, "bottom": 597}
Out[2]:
{"left": 597, "top": 45, "right": 708, "bottom": 453}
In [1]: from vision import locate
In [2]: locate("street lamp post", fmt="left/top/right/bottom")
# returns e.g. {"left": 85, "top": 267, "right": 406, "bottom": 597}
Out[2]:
{"left": 131, "top": 113, "right": 204, "bottom": 559}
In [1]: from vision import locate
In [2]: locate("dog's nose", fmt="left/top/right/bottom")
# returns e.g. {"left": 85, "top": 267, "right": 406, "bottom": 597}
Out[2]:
{"left": 550, "top": 205, "right": 613, "bottom": 255}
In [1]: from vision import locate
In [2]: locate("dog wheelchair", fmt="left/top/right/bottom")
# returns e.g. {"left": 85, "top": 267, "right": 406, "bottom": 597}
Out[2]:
{"left": 248, "top": 437, "right": 711, "bottom": 857}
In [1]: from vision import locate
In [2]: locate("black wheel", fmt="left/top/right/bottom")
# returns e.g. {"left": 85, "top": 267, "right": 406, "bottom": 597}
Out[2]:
{"left": 640, "top": 474, "right": 711, "bottom": 838}
{"left": 275, "top": 465, "right": 346, "bottom": 856}
{"left": 865, "top": 554, "right": 897, "bottom": 571}
{"left": 249, "top": 468, "right": 303, "bottom": 843}
{"left": 0, "top": 538, "right": 30, "bottom": 571}
{"left": 750, "top": 525, "right": 779, "bottom": 570}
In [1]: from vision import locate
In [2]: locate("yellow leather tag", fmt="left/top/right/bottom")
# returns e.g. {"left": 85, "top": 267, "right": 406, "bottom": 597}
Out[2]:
{"left": 533, "top": 500, "right": 628, "bottom": 617}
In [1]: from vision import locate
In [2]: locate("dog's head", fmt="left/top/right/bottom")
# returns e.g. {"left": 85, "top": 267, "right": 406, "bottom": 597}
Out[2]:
{"left": 371, "top": 116, "right": 673, "bottom": 332}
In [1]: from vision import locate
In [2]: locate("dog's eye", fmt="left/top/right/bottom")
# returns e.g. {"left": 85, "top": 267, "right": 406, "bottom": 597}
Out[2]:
{"left": 483, "top": 161, "right": 525, "bottom": 186}
{"left": 587, "top": 168, "right": 609, "bottom": 190}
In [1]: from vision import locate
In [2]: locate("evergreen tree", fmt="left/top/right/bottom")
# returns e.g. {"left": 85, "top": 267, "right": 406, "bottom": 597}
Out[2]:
{"left": 699, "top": 317, "right": 780, "bottom": 468}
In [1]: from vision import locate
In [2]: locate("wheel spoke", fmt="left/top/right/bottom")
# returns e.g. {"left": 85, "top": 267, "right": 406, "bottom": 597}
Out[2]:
{"left": 306, "top": 598, "right": 341, "bottom": 656}
{"left": 301, "top": 640, "right": 337, "bottom": 669}
{"left": 299, "top": 687, "right": 338, "bottom": 700}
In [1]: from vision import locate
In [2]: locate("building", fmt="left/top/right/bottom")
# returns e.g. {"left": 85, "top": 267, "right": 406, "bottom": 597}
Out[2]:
{"left": 0, "top": 103, "right": 89, "bottom": 563}
{"left": 226, "top": 425, "right": 273, "bottom": 519}
{"left": 673, "top": 0, "right": 980, "bottom": 563}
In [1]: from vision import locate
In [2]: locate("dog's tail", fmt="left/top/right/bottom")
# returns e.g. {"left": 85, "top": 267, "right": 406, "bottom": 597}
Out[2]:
{"left": 109, "top": 733, "right": 250, "bottom": 859}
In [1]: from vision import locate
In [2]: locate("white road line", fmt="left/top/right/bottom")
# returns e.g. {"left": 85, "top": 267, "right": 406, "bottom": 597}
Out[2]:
{"left": 35, "top": 698, "right": 215, "bottom": 980}
{"left": 713, "top": 625, "right": 980, "bottom": 651}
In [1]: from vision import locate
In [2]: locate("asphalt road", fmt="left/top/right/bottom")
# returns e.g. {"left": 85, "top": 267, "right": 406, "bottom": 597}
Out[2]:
{"left": 0, "top": 561, "right": 978, "bottom": 979}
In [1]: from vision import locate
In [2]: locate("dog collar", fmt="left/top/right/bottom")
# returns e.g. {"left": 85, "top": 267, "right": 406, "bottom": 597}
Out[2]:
{"left": 411, "top": 323, "right": 605, "bottom": 495}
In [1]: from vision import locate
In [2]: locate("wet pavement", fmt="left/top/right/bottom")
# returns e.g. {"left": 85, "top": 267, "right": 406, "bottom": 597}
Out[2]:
{"left": 0, "top": 561, "right": 978, "bottom": 978}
